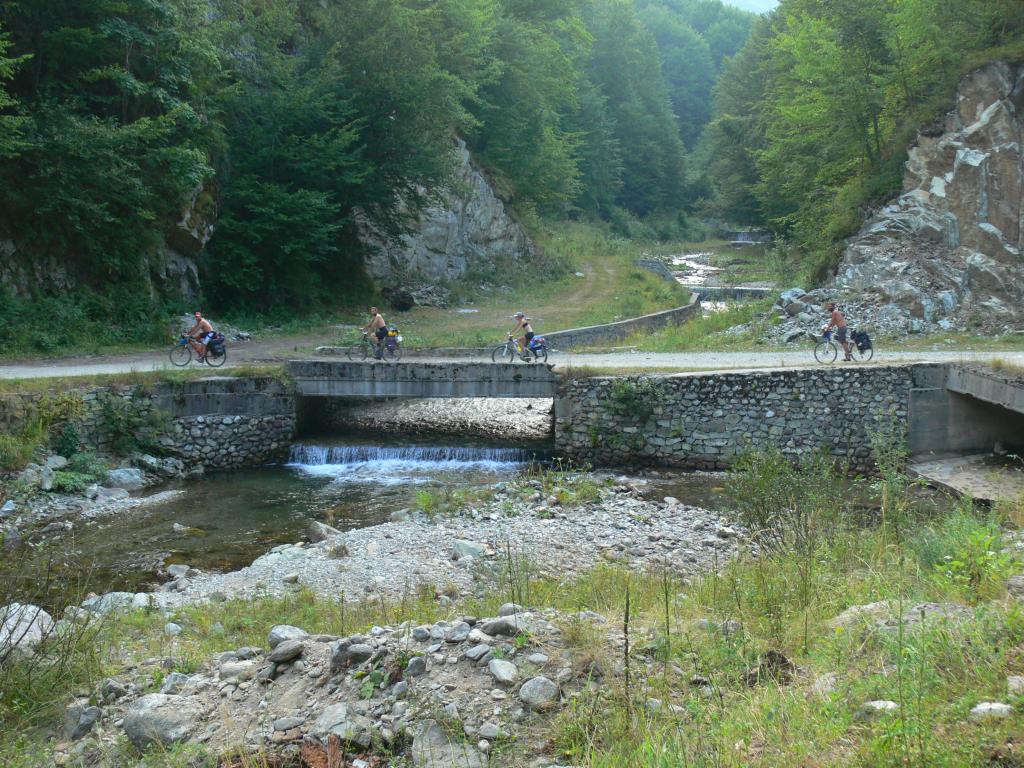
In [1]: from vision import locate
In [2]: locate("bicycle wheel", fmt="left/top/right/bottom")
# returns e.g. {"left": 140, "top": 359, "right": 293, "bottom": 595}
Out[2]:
{"left": 814, "top": 341, "right": 837, "bottom": 364}
{"left": 851, "top": 345, "right": 874, "bottom": 362}
{"left": 206, "top": 348, "right": 227, "bottom": 368}
{"left": 531, "top": 345, "right": 548, "bottom": 364}
{"left": 346, "top": 343, "right": 363, "bottom": 362}
{"left": 491, "top": 344, "right": 514, "bottom": 363}
{"left": 381, "top": 345, "right": 403, "bottom": 362}
{"left": 169, "top": 344, "right": 192, "bottom": 367}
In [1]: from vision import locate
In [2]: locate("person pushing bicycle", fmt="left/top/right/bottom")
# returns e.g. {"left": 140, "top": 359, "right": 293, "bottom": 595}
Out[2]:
{"left": 361, "top": 306, "right": 388, "bottom": 356}
{"left": 510, "top": 312, "right": 534, "bottom": 353}
{"left": 824, "top": 301, "right": 852, "bottom": 362}
{"left": 186, "top": 311, "right": 215, "bottom": 362}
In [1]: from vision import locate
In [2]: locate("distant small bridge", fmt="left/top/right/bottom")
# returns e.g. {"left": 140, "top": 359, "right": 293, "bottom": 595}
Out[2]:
{"left": 286, "top": 360, "right": 560, "bottom": 398}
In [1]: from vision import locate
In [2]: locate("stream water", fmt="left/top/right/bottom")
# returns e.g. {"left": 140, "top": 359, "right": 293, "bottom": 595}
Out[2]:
{"left": 65, "top": 439, "right": 552, "bottom": 594}
{"left": 53, "top": 441, "right": 961, "bottom": 598}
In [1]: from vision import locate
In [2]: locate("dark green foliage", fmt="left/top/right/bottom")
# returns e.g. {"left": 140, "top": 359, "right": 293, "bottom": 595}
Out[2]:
{"left": 699, "top": 0, "right": 1024, "bottom": 262}
{"left": 0, "top": 0, "right": 759, "bottom": 318}
{"left": 725, "top": 444, "right": 845, "bottom": 551}
{"left": 608, "top": 378, "right": 665, "bottom": 423}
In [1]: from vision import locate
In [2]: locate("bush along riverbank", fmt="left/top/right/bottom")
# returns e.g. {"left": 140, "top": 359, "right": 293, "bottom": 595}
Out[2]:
{"left": 4, "top": 433, "right": 1024, "bottom": 767}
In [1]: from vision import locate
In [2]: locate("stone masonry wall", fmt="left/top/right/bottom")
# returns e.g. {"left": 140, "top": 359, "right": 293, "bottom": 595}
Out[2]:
{"left": 555, "top": 366, "right": 918, "bottom": 473}
{"left": 543, "top": 293, "right": 700, "bottom": 350}
{"left": 0, "top": 377, "right": 295, "bottom": 471}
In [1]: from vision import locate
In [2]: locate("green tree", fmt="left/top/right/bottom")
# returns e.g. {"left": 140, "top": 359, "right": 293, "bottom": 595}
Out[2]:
{"left": 0, "top": 27, "right": 27, "bottom": 159}
{"left": 586, "top": 0, "right": 686, "bottom": 216}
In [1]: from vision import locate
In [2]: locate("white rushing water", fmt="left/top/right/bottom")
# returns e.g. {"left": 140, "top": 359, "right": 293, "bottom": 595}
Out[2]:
{"left": 287, "top": 444, "right": 546, "bottom": 484}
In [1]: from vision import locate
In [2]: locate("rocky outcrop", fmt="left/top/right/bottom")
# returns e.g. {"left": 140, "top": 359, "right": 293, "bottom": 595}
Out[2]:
{"left": 359, "top": 139, "right": 534, "bottom": 285}
{"left": 835, "top": 61, "right": 1024, "bottom": 332}
{"left": 0, "top": 182, "right": 213, "bottom": 304}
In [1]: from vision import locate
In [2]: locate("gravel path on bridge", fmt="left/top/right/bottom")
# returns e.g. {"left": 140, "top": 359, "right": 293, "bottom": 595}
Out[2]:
{"left": 3, "top": 346, "right": 1022, "bottom": 379}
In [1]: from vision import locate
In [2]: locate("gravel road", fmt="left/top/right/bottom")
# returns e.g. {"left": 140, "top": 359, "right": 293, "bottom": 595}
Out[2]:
{"left": 2, "top": 344, "right": 1022, "bottom": 379}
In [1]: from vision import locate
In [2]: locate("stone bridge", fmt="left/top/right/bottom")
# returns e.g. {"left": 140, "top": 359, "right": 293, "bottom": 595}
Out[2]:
{"left": 286, "top": 360, "right": 560, "bottom": 398}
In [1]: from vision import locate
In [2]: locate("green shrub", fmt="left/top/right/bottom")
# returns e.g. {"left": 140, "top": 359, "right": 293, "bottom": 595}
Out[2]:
{"left": 726, "top": 445, "right": 845, "bottom": 551}
{"left": 608, "top": 378, "right": 665, "bottom": 423}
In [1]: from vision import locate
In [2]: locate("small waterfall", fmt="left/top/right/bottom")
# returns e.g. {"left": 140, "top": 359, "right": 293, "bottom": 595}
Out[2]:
{"left": 289, "top": 444, "right": 548, "bottom": 466}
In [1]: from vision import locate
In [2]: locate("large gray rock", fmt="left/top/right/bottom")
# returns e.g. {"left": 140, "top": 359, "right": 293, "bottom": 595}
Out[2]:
{"left": 519, "top": 676, "right": 559, "bottom": 710}
{"left": 360, "top": 139, "right": 533, "bottom": 287}
{"left": 267, "top": 624, "right": 308, "bottom": 649}
{"left": 123, "top": 694, "right": 202, "bottom": 751}
{"left": 412, "top": 719, "right": 488, "bottom": 768}
{"left": 0, "top": 603, "right": 54, "bottom": 657}
{"left": 81, "top": 592, "right": 135, "bottom": 616}
{"left": 64, "top": 701, "right": 102, "bottom": 741}
{"left": 834, "top": 61, "right": 1024, "bottom": 331}
{"left": 488, "top": 659, "right": 518, "bottom": 684}
{"left": 312, "top": 702, "right": 372, "bottom": 748}
{"left": 267, "top": 639, "right": 304, "bottom": 663}
{"left": 103, "top": 468, "right": 146, "bottom": 491}
{"left": 308, "top": 520, "right": 343, "bottom": 543}
{"left": 478, "top": 616, "right": 529, "bottom": 638}
{"left": 452, "top": 540, "right": 487, "bottom": 560}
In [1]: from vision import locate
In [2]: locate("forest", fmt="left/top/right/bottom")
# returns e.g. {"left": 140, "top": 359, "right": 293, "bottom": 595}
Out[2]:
{"left": 0, "top": 0, "right": 1022, "bottom": 325}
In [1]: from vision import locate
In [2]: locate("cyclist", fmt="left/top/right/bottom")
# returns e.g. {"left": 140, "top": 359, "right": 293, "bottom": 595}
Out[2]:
{"left": 186, "top": 311, "right": 215, "bottom": 362}
{"left": 510, "top": 312, "right": 534, "bottom": 354}
{"left": 361, "top": 306, "right": 388, "bottom": 357}
{"left": 824, "top": 301, "right": 852, "bottom": 361}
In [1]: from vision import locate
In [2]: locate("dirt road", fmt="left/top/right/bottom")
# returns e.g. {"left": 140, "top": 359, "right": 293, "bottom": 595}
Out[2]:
{"left": 1, "top": 342, "right": 1021, "bottom": 379}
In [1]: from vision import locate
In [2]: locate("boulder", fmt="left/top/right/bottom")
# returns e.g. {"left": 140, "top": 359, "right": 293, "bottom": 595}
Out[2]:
{"left": 488, "top": 659, "right": 518, "bottom": 684}
{"left": 453, "top": 540, "right": 487, "bottom": 560}
{"left": 969, "top": 702, "right": 1013, "bottom": 721}
{"left": 46, "top": 455, "right": 69, "bottom": 469}
{"left": 312, "top": 703, "right": 372, "bottom": 748}
{"left": 784, "top": 300, "right": 807, "bottom": 316}
{"left": 411, "top": 719, "right": 488, "bottom": 768}
{"left": 40, "top": 466, "right": 56, "bottom": 491}
{"left": 82, "top": 592, "right": 135, "bottom": 616}
{"left": 405, "top": 655, "right": 428, "bottom": 677}
{"left": 268, "top": 624, "right": 308, "bottom": 649}
{"left": 123, "top": 694, "right": 202, "bottom": 751}
{"left": 308, "top": 520, "right": 343, "bottom": 543}
{"left": 497, "top": 603, "right": 525, "bottom": 617}
{"left": 778, "top": 288, "right": 807, "bottom": 307}
{"left": 268, "top": 639, "right": 304, "bottom": 663}
{"left": 103, "top": 468, "right": 146, "bottom": 491}
{"left": 64, "top": 701, "right": 102, "bottom": 741}
{"left": 519, "top": 676, "right": 559, "bottom": 710}
{"left": 478, "top": 616, "right": 529, "bottom": 638}
{"left": 0, "top": 603, "right": 54, "bottom": 658}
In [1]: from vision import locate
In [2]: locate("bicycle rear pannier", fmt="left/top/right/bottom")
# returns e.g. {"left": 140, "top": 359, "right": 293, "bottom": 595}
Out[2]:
{"left": 852, "top": 330, "right": 872, "bottom": 350}
{"left": 209, "top": 334, "right": 226, "bottom": 356}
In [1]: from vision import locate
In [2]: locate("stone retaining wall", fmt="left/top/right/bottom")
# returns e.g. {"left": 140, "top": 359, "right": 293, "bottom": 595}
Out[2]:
{"left": 0, "top": 377, "right": 295, "bottom": 471}
{"left": 555, "top": 365, "right": 921, "bottom": 473}
{"left": 542, "top": 293, "right": 700, "bottom": 350}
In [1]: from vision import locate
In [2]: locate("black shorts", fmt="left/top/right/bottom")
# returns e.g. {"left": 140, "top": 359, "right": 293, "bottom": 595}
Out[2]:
{"left": 524, "top": 331, "right": 535, "bottom": 341}
{"left": 375, "top": 327, "right": 387, "bottom": 341}
{"left": 836, "top": 326, "right": 848, "bottom": 343}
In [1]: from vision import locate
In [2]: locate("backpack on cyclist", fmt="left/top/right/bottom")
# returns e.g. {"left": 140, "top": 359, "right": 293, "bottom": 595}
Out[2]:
{"left": 208, "top": 333, "right": 226, "bottom": 356}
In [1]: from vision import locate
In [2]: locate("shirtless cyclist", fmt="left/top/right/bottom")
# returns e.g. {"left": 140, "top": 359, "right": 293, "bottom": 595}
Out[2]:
{"left": 360, "top": 306, "right": 388, "bottom": 356}
{"left": 824, "top": 301, "right": 852, "bottom": 361}
{"left": 186, "top": 311, "right": 215, "bottom": 362}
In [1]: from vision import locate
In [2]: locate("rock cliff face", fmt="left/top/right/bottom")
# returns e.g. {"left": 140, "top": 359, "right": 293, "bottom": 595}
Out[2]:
{"left": 0, "top": 182, "right": 214, "bottom": 304}
{"left": 359, "top": 139, "right": 534, "bottom": 284}
{"left": 835, "top": 62, "right": 1024, "bottom": 332}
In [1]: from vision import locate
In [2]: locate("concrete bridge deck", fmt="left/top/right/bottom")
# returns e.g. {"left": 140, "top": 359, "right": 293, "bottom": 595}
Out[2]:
{"left": 286, "top": 360, "right": 560, "bottom": 398}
